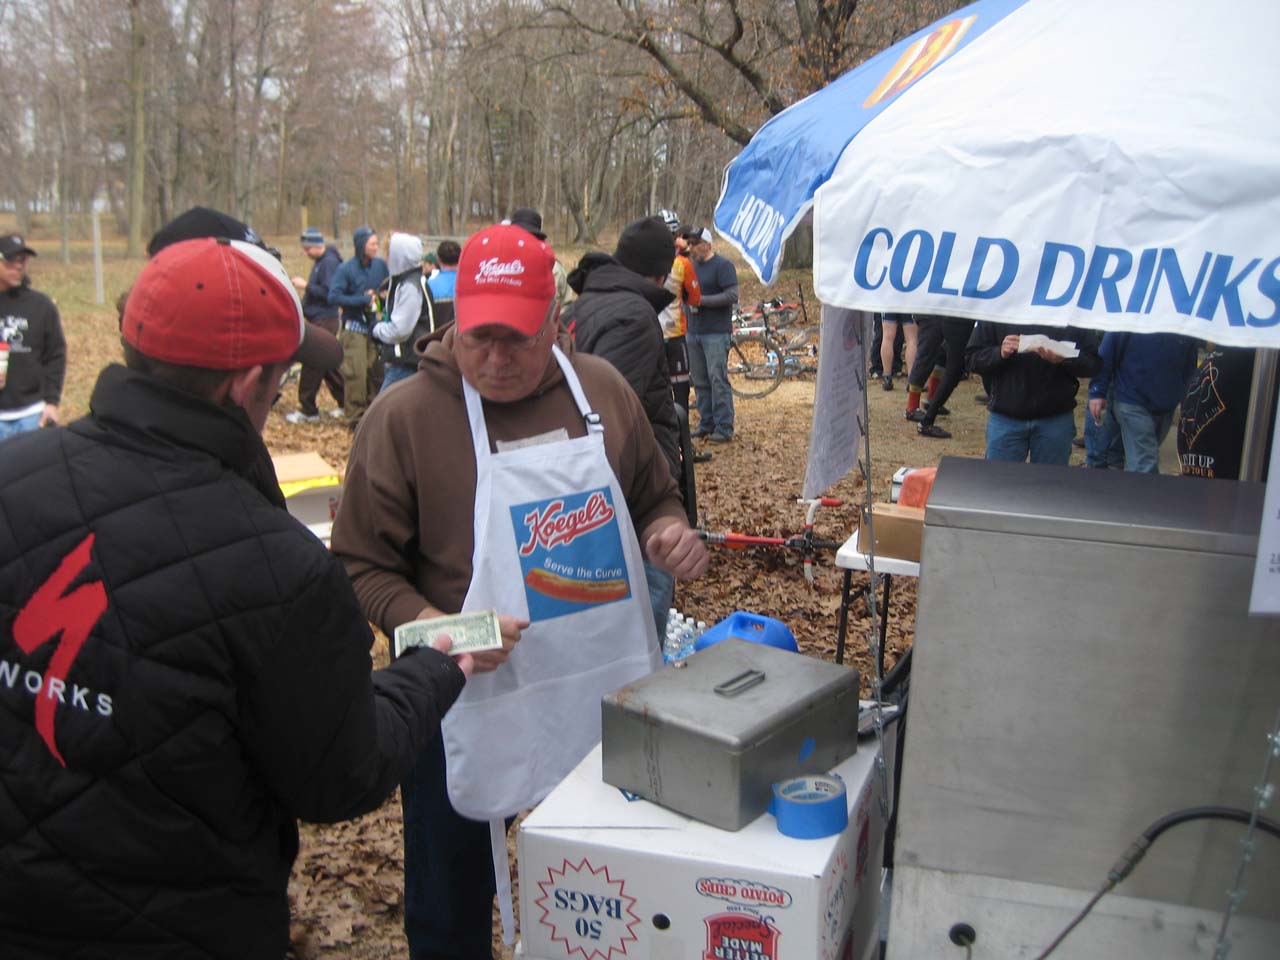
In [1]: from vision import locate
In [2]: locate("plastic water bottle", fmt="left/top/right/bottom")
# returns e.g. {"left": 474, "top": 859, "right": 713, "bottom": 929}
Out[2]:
{"left": 662, "top": 628, "right": 681, "bottom": 663}
{"left": 677, "top": 626, "right": 696, "bottom": 661}
{"left": 766, "top": 350, "right": 779, "bottom": 369}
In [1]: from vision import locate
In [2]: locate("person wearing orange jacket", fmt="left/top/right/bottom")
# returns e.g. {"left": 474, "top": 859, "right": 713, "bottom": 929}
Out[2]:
{"left": 655, "top": 209, "right": 700, "bottom": 413}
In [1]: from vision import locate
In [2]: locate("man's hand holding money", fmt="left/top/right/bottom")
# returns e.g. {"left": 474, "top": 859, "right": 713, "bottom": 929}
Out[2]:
{"left": 471, "top": 614, "right": 526, "bottom": 673}
{"left": 405, "top": 607, "right": 527, "bottom": 674}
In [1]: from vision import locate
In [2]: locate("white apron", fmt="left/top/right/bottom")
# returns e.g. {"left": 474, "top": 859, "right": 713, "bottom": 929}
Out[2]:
{"left": 442, "top": 345, "right": 661, "bottom": 941}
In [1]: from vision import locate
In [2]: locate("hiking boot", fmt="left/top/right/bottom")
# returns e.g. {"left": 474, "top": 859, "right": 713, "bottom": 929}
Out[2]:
{"left": 904, "top": 408, "right": 926, "bottom": 422}
{"left": 918, "top": 422, "right": 952, "bottom": 439}
{"left": 881, "top": 375, "right": 895, "bottom": 391}
{"left": 285, "top": 411, "right": 320, "bottom": 425}
{"left": 692, "top": 427, "right": 714, "bottom": 439}
{"left": 709, "top": 433, "right": 732, "bottom": 444}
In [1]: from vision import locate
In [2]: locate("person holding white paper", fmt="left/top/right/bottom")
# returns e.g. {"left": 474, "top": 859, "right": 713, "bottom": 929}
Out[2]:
{"left": 966, "top": 321, "right": 1102, "bottom": 465}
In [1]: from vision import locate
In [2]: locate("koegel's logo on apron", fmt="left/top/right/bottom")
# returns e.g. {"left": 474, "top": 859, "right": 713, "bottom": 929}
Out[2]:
{"left": 512, "top": 487, "right": 631, "bottom": 621}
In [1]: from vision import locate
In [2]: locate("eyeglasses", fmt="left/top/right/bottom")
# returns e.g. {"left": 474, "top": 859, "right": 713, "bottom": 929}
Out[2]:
{"left": 458, "top": 324, "right": 547, "bottom": 353}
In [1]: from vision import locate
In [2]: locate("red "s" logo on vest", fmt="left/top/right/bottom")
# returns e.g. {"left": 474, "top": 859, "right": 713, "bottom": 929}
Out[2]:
{"left": 13, "top": 533, "right": 109, "bottom": 766}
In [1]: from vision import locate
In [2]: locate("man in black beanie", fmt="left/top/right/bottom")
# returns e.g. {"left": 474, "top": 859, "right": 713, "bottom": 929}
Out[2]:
{"left": 562, "top": 216, "right": 682, "bottom": 638}
{"left": 507, "top": 206, "right": 571, "bottom": 310}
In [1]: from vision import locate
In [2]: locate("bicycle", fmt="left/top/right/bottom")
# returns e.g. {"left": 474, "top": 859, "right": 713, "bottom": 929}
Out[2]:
{"left": 727, "top": 288, "right": 819, "bottom": 399}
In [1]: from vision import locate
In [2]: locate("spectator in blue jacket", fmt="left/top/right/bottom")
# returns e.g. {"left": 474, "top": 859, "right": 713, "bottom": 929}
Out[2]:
{"left": 328, "top": 226, "right": 389, "bottom": 422}
{"left": 288, "top": 228, "right": 345, "bottom": 423}
{"left": 1087, "top": 331, "right": 1199, "bottom": 473}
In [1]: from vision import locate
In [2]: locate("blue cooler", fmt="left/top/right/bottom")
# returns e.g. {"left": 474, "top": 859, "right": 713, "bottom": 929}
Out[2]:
{"left": 694, "top": 611, "right": 797, "bottom": 653}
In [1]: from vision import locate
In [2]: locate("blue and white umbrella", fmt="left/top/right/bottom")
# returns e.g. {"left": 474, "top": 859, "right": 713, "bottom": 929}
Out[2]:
{"left": 715, "top": 0, "right": 1280, "bottom": 348}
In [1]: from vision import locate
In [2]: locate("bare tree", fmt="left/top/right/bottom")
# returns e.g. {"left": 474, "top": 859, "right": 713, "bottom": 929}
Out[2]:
{"left": 126, "top": 0, "right": 146, "bottom": 255}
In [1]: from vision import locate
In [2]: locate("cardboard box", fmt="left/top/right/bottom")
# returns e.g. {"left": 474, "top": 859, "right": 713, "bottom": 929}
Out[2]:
{"left": 859, "top": 502, "right": 925, "bottom": 563}
{"left": 518, "top": 735, "right": 890, "bottom": 960}
{"left": 270, "top": 451, "right": 342, "bottom": 545}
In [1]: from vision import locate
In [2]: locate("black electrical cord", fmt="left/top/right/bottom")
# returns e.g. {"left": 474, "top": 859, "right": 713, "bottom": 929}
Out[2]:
{"left": 1033, "top": 806, "right": 1280, "bottom": 960}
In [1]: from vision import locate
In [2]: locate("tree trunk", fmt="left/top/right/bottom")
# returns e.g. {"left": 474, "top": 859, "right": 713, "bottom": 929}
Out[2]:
{"left": 126, "top": 0, "right": 147, "bottom": 257}
{"left": 227, "top": 0, "right": 241, "bottom": 215}
{"left": 442, "top": 89, "right": 460, "bottom": 233}
{"left": 560, "top": 165, "right": 594, "bottom": 245}
{"left": 241, "top": 11, "right": 273, "bottom": 221}
{"left": 484, "top": 110, "right": 499, "bottom": 221}
{"left": 274, "top": 108, "right": 288, "bottom": 233}
{"left": 781, "top": 220, "right": 813, "bottom": 270}
{"left": 459, "top": 105, "right": 474, "bottom": 232}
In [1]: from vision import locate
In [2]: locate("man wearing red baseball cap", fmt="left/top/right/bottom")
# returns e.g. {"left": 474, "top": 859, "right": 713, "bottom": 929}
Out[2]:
{"left": 333, "top": 222, "right": 709, "bottom": 959}
{"left": 0, "top": 233, "right": 472, "bottom": 959}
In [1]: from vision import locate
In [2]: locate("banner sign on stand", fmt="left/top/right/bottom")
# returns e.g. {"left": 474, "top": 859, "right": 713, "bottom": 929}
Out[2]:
{"left": 802, "top": 308, "right": 870, "bottom": 499}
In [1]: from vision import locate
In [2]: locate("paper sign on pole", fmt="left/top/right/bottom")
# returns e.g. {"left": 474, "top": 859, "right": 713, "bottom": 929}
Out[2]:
{"left": 802, "top": 308, "right": 870, "bottom": 499}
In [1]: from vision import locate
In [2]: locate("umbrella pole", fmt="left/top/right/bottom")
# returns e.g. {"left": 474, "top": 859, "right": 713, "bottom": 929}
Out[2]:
{"left": 1240, "top": 350, "right": 1278, "bottom": 482}
{"left": 854, "top": 312, "right": 891, "bottom": 828}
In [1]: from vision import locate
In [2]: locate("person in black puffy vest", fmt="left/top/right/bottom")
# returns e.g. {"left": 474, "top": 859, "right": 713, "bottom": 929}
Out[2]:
{"left": 562, "top": 215, "right": 681, "bottom": 643}
{"left": 0, "top": 212, "right": 482, "bottom": 960}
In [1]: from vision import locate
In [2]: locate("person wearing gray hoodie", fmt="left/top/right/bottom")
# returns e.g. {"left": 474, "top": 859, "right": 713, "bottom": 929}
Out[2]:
{"left": 375, "top": 233, "right": 438, "bottom": 390}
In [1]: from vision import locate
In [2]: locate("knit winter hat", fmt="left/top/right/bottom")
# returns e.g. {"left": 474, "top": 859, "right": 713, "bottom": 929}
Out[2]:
{"left": 614, "top": 217, "right": 676, "bottom": 279}
{"left": 300, "top": 227, "right": 325, "bottom": 246}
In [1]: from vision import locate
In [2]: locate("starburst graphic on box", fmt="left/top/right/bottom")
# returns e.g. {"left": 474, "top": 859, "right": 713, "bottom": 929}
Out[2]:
{"left": 534, "top": 858, "right": 642, "bottom": 959}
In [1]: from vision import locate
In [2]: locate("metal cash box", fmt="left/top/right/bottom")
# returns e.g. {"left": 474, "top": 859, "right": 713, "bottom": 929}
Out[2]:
{"left": 601, "top": 638, "right": 860, "bottom": 830}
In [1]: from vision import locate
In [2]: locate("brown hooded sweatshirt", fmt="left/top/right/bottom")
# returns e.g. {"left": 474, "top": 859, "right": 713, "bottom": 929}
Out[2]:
{"left": 331, "top": 327, "right": 686, "bottom": 633}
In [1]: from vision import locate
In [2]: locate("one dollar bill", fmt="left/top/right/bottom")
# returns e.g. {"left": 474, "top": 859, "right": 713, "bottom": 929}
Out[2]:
{"left": 393, "top": 610, "right": 504, "bottom": 659}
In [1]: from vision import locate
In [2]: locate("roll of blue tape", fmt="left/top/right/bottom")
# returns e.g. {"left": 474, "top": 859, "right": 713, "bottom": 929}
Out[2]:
{"left": 769, "top": 775, "right": 848, "bottom": 839}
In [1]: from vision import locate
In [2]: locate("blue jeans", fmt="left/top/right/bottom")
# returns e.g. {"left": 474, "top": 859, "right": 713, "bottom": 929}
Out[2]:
{"left": 401, "top": 734, "right": 504, "bottom": 959}
{"left": 985, "top": 410, "right": 1075, "bottom": 465}
{"left": 687, "top": 331, "right": 734, "bottom": 438}
{"left": 0, "top": 413, "right": 42, "bottom": 441}
{"left": 1084, "top": 400, "right": 1124, "bottom": 469}
{"left": 381, "top": 363, "right": 415, "bottom": 389}
{"left": 1114, "top": 400, "right": 1174, "bottom": 474}
{"left": 644, "top": 561, "right": 674, "bottom": 642}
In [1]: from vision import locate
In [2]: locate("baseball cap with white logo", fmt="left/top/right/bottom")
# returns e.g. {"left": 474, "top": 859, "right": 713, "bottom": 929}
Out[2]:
{"left": 454, "top": 223, "right": 556, "bottom": 337}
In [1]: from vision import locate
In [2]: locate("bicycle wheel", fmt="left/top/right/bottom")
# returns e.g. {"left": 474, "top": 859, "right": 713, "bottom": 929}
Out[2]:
{"left": 728, "top": 334, "right": 783, "bottom": 399}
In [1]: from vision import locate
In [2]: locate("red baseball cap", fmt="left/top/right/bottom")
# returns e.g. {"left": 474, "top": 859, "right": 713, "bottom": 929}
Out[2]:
{"left": 122, "top": 238, "right": 342, "bottom": 371}
{"left": 454, "top": 223, "right": 557, "bottom": 337}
